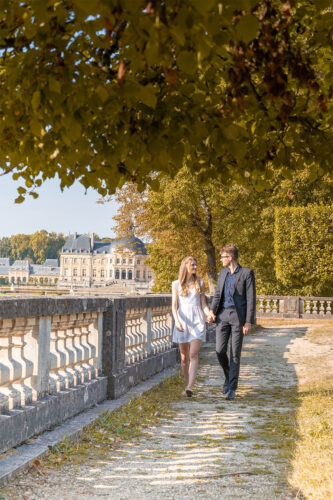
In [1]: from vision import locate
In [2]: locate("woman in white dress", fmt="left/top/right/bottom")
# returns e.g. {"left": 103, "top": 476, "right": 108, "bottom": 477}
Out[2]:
{"left": 172, "top": 256, "right": 212, "bottom": 397}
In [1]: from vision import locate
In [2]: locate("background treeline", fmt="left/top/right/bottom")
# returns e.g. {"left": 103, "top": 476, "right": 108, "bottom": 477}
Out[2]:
{"left": 112, "top": 166, "right": 333, "bottom": 297}
{"left": 0, "top": 231, "right": 65, "bottom": 264}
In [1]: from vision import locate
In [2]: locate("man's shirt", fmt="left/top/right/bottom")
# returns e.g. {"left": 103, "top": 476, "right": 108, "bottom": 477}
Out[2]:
{"left": 222, "top": 264, "right": 240, "bottom": 308}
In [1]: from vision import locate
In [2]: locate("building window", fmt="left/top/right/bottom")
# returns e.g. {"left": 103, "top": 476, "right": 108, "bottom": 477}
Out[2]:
{"left": 73, "top": 268, "right": 77, "bottom": 276}
{"left": 82, "top": 269, "right": 86, "bottom": 277}
{"left": 122, "top": 258, "right": 126, "bottom": 264}
{"left": 109, "top": 259, "right": 113, "bottom": 264}
{"left": 64, "top": 268, "right": 68, "bottom": 276}
{"left": 137, "top": 259, "right": 141, "bottom": 265}
{"left": 116, "top": 258, "right": 120, "bottom": 264}
{"left": 93, "top": 259, "right": 97, "bottom": 264}
{"left": 129, "top": 259, "right": 133, "bottom": 264}
{"left": 64, "top": 258, "right": 67, "bottom": 264}
{"left": 74, "top": 258, "right": 77, "bottom": 263}
{"left": 136, "top": 270, "right": 140, "bottom": 279}
{"left": 128, "top": 270, "right": 133, "bottom": 280}
{"left": 121, "top": 270, "right": 126, "bottom": 280}
{"left": 109, "top": 269, "right": 113, "bottom": 278}
{"left": 143, "top": 271, "right": 146, "bottom": 280}
{"left": 148, "top": 272, "right": 152, "bottom": 279}
{"left": 115, "top": 269, "right": 120, "bottom": 279}
{"left": 101, "top": 259, "right": 105, "bottom": 264}
{"left": 101, "top": 269, "right": 105, "bottom": 278}
{"left": 93, "top": 269, "right": 96, "bottom": 277}
{"left": 82, "top": 259, "right": 86, "bottom": 264}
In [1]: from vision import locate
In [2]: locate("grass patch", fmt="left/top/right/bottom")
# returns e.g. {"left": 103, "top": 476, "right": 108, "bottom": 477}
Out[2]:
{"left": 290, "top": 385, "right": 333, "bottom": 500}
{"left": 44, "top": 372, "right": 184, "bottom": 467}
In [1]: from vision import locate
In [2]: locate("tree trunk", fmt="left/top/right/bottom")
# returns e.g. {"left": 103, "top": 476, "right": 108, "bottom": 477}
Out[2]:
{"left": 199, "top": 193, "right": 217, "bottom": 293}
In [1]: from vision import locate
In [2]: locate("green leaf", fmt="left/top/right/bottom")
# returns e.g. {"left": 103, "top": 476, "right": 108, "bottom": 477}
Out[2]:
{"left": 30, "top": 118, "right": 42, "bottom": 136}
{"left": 96, "top": 85, "right": 109, "bottom": 103}
{"left": 17, "top": 186, "right": 26, "bottom": 194}
{"left": 68, "top": 120, "right": 82, "bottom": 142}
{"left": 15, "top": 195, "right": 25, "bottom": 203}
{"left": 177, "top": 51, "right": 197, "bottom": 74}
{"left": 139, "top": 84, "right": 157, "bottom": 109}
{"left": 49, "top": 77, "right": 61, "bottom": 93}
{"left": 31, "top": 90, "right": 41, "bottom": 112}
{"left": 193, "top": 0, "right": 217, "bottom": 14}
{"left": 236, "top": 14, "right": 260, "bottom": 43}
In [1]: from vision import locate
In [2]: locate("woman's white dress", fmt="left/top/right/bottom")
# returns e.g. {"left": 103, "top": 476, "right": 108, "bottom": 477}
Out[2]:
{"left": 172, "top": 279, "right": 206, "bottom": 344}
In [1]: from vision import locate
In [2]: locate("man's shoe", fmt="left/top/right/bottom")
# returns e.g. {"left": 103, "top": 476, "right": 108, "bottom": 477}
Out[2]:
{"left": 222, "top": 385, "right": 229, "bottom": 395}
{"left": 226, "top": 389, "right": 235, "bottom": 400}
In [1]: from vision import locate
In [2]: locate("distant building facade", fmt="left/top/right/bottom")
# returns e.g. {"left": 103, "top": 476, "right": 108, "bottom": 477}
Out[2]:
{"left": 0, "top": 258, "right": 59, "bottom": 284}
{"left": 58, "top": 233, "right": 154, "bottom": 288}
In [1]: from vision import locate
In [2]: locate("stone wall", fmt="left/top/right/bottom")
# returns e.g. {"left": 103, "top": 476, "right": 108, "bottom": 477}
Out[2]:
{"left": 0, "top": 295, "right": 176, "bottom": 454}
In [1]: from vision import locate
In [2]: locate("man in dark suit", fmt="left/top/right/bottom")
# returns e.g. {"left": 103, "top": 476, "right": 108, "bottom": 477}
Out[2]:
{"left": 209, "top": 244, "right": 256, "bottom": 400}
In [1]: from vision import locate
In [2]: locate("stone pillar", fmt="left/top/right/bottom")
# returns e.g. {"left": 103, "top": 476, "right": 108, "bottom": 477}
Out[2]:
{"left": 35, "top": 316, "right": 51, "bottom": 399}
{"left": 282, "top": 297, "right": 300, "bottom": 318}
{"left": 102, "top": 298, "right": 127, "bottom": 399}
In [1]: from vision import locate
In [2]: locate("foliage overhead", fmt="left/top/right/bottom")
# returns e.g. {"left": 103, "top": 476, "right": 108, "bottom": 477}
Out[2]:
{"left": 0, "top": 1, "right": 332, "bottom": 201}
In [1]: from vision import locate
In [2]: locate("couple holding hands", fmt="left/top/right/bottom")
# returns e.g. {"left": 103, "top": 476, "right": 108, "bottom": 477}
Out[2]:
{"left": 171, "top": 244, "right": 256, "bottom": 400}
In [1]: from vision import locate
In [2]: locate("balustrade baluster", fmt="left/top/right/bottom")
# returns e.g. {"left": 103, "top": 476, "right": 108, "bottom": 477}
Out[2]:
{"left": 272, "top": 299, "right": 278, "bottom": 314}
{"left": 259, "top": 298, "right": 264, "bottom": 313}
{"left": 312, "top": 300, "right": 318, "bottom": 315}
{"left": 319, "top": 301, "right": 325, "bottom": 315}
{"left": 305, "top": 300, "right": 311, "bottom": 314}
{"left": 326, "top": 301, "right": 332, "bottom": 316}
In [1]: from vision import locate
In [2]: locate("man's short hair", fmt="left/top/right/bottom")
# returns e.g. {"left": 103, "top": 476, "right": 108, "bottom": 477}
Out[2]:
{"left": 220, "top": 244, "right": 239, "bottom": 261}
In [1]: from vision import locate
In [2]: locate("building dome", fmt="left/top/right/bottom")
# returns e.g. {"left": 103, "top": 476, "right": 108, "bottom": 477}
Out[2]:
{"left": 109, "top": 236, "right": 147, "bottom": 255}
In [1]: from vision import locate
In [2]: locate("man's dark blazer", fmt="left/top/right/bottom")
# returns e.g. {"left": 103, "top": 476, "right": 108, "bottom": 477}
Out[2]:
{"left": 211, "top": 265, "right": 256, "bottom": 325}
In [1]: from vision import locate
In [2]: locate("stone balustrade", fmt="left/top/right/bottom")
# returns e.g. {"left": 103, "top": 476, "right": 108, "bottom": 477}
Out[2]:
{"left": 0, "top": 295, "right": 176, "bottom": 455}
{"left": 257, "top": 295, "right": 332, "bottom": 318}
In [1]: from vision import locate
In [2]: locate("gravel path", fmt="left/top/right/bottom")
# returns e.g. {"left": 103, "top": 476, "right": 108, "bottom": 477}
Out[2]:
{"left": 2, "top": 323, "right": 328, "bottom": 500}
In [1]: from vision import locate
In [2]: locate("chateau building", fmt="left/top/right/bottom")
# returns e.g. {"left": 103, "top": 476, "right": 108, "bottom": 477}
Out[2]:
{"left": 0, "top": 258, "right": 59, "bottom": 284}
{"left": 58, "top": 233, "right": 153, "bottom": 287}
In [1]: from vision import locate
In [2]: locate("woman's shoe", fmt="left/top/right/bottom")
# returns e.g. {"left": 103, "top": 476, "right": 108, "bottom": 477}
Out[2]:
{"left": 185, "top": 388, "right": 193, "bottom": 397}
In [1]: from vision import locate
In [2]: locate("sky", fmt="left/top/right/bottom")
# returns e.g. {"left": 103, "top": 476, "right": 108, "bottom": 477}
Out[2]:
{"left": 0, "top": 176, "right": 119, "bottom": 238}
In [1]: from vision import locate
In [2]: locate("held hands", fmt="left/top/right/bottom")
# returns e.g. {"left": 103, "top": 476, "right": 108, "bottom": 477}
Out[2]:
{"left": 206, "top": 310, "right": 216, "bottom": 323}
{"left": 243, "top": 322, "right": 252, "bottom": 335}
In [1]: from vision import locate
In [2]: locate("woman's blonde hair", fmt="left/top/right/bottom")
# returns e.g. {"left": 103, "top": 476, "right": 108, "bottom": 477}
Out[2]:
{"left": 178, "top": 256, "right": 202, "bottom": 296}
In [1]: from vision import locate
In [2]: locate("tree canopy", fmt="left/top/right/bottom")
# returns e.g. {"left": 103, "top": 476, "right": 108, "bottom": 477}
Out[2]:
{"left": 0, "top": 1, "right": 332, "bottom": 201}
{"left": 0, "top": 230, "right": 65, "bottom": 263}
{"left": 112, "top": 167, "right": 332, "bottom": 295}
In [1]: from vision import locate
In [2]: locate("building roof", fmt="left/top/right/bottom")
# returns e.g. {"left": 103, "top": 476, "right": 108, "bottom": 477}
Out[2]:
{"left": 62, "top": 234, "right": 147, "bottom": 255}
{"left": 62, "top": 233, "right": 92, "bottom": 253}
{"left": 31, "top": 265, "right": 60, "bottom": 276}
{"left": 44, "top": 259, "right": 59, "bottom": 267}
{"left": 11, "top": 260, "right": 30, "bottom": 270}
{"left": 109, "top": 236, "right": 147, "bottom": 255}
{"left": 0, "top": 258, "right": 11, "bottom": 266}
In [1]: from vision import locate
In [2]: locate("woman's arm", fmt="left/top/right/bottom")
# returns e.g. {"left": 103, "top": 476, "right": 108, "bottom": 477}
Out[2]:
{"left": 199, "top": 279, "right": 214, "bottom": 319}
{"left": 172, "top": 281, "right": 184, "bottom": 331}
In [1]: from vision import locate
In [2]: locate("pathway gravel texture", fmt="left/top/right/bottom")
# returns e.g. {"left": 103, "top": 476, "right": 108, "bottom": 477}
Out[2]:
{"left": 2, "top": 323, "right": 329, "bottom": 500}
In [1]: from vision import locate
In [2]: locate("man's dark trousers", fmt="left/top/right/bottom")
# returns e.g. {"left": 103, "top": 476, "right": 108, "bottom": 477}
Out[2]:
{"left": 216, "top": 307, "right": 243, "bottom": 391}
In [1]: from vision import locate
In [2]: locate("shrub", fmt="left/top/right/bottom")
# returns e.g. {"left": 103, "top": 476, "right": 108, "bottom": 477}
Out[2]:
{"left": 274, "top": 205, "right": 333, "bottom": 296}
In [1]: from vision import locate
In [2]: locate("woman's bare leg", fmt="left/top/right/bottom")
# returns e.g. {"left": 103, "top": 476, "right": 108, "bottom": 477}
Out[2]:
{"left": 179, "top": 342, "right": 190, "bottom": 388}
{"left": 187, "top": 339, "right": 202, "bottom": 391}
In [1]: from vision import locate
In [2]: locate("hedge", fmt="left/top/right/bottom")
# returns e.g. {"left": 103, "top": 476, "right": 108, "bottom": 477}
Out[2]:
{"left": 274, "top": 205, "right": 333, "bottom": 296}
